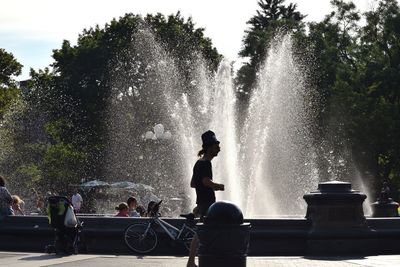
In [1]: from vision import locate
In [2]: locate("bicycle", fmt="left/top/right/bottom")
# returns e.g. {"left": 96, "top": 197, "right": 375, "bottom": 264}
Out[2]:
{"left": 124, "top": 200, "right": 197, "bottom": 253}
{"left": 45, "top": 220, "right": 85, "bottom": 255}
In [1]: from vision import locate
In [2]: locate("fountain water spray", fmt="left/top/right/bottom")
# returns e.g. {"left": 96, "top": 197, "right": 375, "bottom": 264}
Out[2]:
{"left": 105, "top": 29, "right": 320, "bottom": 216}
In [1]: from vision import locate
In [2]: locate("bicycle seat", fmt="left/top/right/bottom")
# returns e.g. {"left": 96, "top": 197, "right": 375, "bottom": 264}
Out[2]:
{"left": 180, "top": 213, "right": 195, "bottom": 221}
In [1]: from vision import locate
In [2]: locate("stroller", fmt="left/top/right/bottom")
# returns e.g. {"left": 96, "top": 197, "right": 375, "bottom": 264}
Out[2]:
{"left": 45, "top": 196, "right": 84, "bottom": 254}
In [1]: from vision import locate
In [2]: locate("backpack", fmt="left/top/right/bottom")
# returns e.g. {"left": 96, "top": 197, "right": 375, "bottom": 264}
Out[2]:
{"left": 46, "top": 196, "right": 69, "bottom": 228}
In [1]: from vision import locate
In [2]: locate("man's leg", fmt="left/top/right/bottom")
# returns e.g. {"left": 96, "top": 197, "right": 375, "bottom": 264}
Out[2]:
{"left": 186, "top": 234, "right": 199, "bottom": 267}
{"left": 187, "top": 203, "right": 211, "bottom": 267}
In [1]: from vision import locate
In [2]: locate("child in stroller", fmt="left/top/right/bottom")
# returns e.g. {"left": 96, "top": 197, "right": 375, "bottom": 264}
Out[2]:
{"left": 45, "top": 196, "right": 84, "bottom": 254}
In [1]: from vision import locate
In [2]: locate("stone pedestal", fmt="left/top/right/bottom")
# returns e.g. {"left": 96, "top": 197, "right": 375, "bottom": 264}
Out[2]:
{"left": 371, "top": 199, "right": 399, "bottom": 217}
{"left": 303, "top": 181, "right": 370, "bottom": 255}
{"left": 304, "top": 181, "right": 368, "bottom": 232}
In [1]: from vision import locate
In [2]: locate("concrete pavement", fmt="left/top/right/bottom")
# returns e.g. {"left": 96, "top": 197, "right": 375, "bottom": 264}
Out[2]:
{"left": 2, "top": 252, "right": 400, "bottom": 267}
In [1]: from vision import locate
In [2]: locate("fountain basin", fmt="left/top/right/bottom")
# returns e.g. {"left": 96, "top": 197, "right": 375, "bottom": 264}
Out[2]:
{"left": 2, "top": 215, "right": 400, "bottom": 256}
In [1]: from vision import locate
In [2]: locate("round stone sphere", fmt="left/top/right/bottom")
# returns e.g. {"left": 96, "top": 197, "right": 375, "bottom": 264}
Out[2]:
{"left": 205, "top": 201, "right": 244, "bottom": 225}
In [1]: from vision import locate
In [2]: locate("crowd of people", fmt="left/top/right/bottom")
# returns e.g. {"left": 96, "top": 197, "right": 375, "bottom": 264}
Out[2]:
{"left": 0, "top": 174, "right": 160, "bottom": 219}
{"left": 69, "top": 191, "right": 159, "bottom": 218}
{"left": 0, "top": 177, "right": 67, "bottom": 218}
{"left": 114, "top": 197, "right": 159, "bottom": 218}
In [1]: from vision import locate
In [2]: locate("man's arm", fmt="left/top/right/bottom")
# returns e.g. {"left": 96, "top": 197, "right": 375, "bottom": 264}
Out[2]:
{"left": 202, "top": 177, "right": 224, "bottom": 191}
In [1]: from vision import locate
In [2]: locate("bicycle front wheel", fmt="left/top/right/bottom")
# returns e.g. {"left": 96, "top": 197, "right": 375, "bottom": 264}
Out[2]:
{"left": 183, "top": 229, "right": 196, "bottom": 251}
{"left": 124, "top": 223, "right": 158, "bottom": 253}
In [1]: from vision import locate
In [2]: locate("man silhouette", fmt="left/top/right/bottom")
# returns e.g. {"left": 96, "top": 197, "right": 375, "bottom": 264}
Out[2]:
{"left": 187, "top": 130, "right": 225, "bottom": 267}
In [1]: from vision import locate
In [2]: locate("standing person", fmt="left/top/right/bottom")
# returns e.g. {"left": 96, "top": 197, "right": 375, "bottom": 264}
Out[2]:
{"left": 32, "top": 188, "right": 45, "bottom": 214}
{"left": 187, "top": 130, "right": 225, "bottom": 267}
{"left": 0, "top": 175, "right": 13, "bottom": 218}
{"left": 71, "top": 192, "right": 83, "bottom": 213}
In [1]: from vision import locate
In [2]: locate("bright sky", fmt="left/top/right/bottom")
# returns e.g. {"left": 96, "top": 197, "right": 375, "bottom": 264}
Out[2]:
{"left": 0, "top": 0, "right": 382, "bottom": 80}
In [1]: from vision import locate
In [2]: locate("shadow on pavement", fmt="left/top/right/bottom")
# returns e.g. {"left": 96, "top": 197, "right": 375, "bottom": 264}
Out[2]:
{"left": 19, "top": 254, "right": 68, "bottom": 261}
{"left": 304, "top": 256, "right": 367, "bottom": 261}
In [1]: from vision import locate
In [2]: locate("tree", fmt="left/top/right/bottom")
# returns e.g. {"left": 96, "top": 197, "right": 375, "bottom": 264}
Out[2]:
{"left": 41, "top": 12, "right": 221, "bottom": 184}
{"left": 0, "top": 67, "right": 87, "bottom": 194}
{"left": 145, "top": 12, "right": 221, "bottom": 71}
{"left": 0, "top": 86, "right": 19, "bottom": 120}
{"left": 0, "top": 48, "right": 22, "bottom": 119}
{"left": 0, "top": 48, "right": 22, "bottom": 89}
{"left": 306, "top": 0, "right": 400, "bottom": 199}
{"left": 236, "top": 0, "right": 306, "bottom": 104}
{"left": 306, "top": 0, "right": 361, "bottom": 127}
{"left": 355, "top": 0, "right": 400, "bottom": 195}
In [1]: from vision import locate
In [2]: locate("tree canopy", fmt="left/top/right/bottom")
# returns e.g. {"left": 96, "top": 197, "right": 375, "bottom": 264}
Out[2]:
{"left": 0, "top": 12, "right": 222, "bottom": 197}
{"left": 236, "top": 0, "right": 306, "bottom": 101}
{"left": 1, "top": 0, "right": 400, "bottom": 206}
{"left": 237, "top": 0, "right": 400, "bottom": 199}
{"left": 0, "top": 48, "right": 22, "bottom": 119}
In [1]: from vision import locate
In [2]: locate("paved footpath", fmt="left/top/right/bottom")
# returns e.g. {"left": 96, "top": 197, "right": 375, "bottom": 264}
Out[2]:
{"left": 2, "top": 252, "right": 400, "bottom": 267}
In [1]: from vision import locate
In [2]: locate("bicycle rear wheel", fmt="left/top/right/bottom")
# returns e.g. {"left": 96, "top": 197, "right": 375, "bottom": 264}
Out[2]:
{"left": 124, "top": 223, "right": 158, "bottom": 253}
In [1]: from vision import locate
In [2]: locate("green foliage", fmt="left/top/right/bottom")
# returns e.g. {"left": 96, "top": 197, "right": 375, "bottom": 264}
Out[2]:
{"left": 0, "top": 48, "right": 22, "bottom": 120}
{"left": 236, "top": 0, "right": 306, "bottom": 97}
{"left": 50, "top": 12, "right": 220, "bottom": 128}
{"left": 16, "top": 163, "right": 43, "bottom": 189}
{"left": 305, "top": 0, "right": 400, "bottom": 198}
{"left": 355, "top": 0, "right": 400, "bottom": 194}
{"left": 42, "top": 141, "right": 87, "bottom": 191}
{"left": 0, "top": 87, "right": 20, "bottom": 120}
{"left": 236, "top": 0, "right": 400, "bottom": 199}
{"left": 3, "top": 1, "right": 400, "bottom": 202}
{"left": 0, "top": 12, "right": 222, "bottom": 195}
{"left": 0, "top": 48, "right": 22, "bottom": 89}
{"left": 145, "top": 12, "right": 221, "bottom": 70}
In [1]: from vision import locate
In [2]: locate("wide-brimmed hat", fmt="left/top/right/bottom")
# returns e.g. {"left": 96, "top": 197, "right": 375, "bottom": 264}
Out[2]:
{"left": 201, "top": 130, "right": 220, "bottom": 147}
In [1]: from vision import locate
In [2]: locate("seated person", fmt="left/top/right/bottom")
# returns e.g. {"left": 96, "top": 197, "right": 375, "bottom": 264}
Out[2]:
{"left": 114, "top": 202, "right": 129, "bottom": 217}
{"left": 146, "top": 200, "right": 162, "bottom": 217}
{"left": 127, "top": 197, "right": 140, "bottom": 217}
{"left": 0, "top": 176, "right": 13, "bottom": 217}
{"left": 136, "top": 205, "right": 146, "bottom": 217}
{"left": 71, "top": 192, "right": 83, "bottom": 213}
{"left": 11, "top": 195, "right": 24, "bottom": 215}
{"left": 146, "top": 201, "right": 157, "bottom": 217}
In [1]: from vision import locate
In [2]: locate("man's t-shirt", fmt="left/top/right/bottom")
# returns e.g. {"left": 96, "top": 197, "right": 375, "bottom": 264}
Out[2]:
{"left": 193, "top": 159, "right": 215, "bottom": 205}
